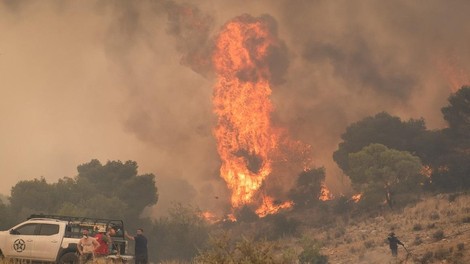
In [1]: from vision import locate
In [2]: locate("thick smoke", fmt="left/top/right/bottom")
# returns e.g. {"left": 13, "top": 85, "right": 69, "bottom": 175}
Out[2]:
{"left": 1, "top": 0, "right": 470, "bottom": 216}
{"left": 164, "top": 1, "right": 214, "bottom": 77}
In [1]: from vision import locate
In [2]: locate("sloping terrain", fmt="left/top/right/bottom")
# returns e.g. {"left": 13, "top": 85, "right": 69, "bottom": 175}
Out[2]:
{"left": 309, "top": 194, "right": 470, "bottom": 263}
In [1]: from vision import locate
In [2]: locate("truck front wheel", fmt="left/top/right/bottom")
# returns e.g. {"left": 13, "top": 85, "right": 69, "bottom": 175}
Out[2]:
{"left": 59, "top": 252, "right": 79, "bottom": 264}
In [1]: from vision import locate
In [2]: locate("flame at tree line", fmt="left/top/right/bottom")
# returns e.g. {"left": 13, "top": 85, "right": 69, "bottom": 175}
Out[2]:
{"left": 210, "top": 14, "right": 371, "bottom": 218}
{"left": 211, "top": 14, "right": 335, "bottom": 216}
{"left": 212, "top": 14, "right": 300, "bottom": 216}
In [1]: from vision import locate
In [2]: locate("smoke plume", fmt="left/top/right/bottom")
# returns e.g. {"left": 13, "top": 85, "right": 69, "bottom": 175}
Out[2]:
{"left": 1, "top": 0, "right": 470, "bottom": 216}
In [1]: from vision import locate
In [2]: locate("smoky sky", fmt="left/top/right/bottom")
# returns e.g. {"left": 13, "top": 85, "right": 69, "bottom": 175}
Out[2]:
{"left": 1, "top": 0, "right": 469, "bottom": 216}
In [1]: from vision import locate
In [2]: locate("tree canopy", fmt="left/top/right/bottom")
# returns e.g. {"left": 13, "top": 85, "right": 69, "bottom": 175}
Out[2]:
{"left": 8, "top": 159, "right": 158, "bottom": 222}
{"left": 289, "top": 167, "right": 325, "bottom": 208}
{"left": 442, "top": 86, "right": 470, "bottom": 144}
{"left": 333, "top": 112, "right": 434, "bottom": 173}
{"left": 430, "top": 86, "right": 470, "bottom": 190}
{"left": 347, "top": 143, "right": 425, "bottom": 209}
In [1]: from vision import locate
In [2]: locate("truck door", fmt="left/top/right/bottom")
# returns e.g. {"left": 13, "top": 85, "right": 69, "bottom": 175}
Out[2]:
{"left": 33, "top": 223, "right": 62, "bottom": 261}
{"left": 6, "top": 223, "right": 36, "bottom": 259}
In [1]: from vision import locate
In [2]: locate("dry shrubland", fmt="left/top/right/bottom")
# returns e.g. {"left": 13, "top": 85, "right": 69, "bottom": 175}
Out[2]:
{"left": 195, "top": 193, "right": 470, "bottom": 264}
{"left": 1, "top": 194, "right": 469, "bottom": 264}
{"left": 314, "top": 193, "right": 470, "bottom": 263}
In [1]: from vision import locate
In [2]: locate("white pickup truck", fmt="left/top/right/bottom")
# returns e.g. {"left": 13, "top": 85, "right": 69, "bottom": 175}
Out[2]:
{"left": 0, "top": 214, "right": 131, "bottom": 263}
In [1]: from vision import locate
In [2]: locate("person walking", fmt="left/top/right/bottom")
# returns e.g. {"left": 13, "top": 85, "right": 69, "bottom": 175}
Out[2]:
{"left": 125, "top": 228, "right": 148, "bottom": 264}
{"left": 387, "top": 232, "right": 404, "bottom": 257}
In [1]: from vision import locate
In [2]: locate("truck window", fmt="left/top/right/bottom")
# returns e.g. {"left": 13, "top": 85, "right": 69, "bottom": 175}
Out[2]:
{"left": 14, "top": 224, "right": 38, "bottom": 235}
{"left": 38, "top": 224, "right": 60, "bottom": 236}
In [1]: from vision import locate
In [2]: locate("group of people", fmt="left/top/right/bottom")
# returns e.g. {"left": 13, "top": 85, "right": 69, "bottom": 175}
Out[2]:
{"left": 78, "top": 226, "right": 148, "bottom": 264}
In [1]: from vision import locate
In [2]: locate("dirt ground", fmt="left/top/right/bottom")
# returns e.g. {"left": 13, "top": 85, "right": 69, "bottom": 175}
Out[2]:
{"left": 316, "top": 194, "right": 470, "bottom": 263}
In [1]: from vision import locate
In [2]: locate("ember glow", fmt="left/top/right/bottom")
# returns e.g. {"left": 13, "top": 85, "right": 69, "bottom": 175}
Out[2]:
{"left": 255, "top": 196, "right": 294, "bottom": 218}
{"left": 420, "top": 165, "right": 432, "bottom": 178}
{"left": 319, "top": 184, "right": 334, "bottom": 201}
{"left": 436, "top": 57, "right": 470, "bottom": 93}
{"left": 212, "top": 15, "right": 284, "bottom": 215}
{"left": 351, "top": 193, "right": 362, "bottom": 203}
{"left": 200, "top": 211, "right": 218, "bottom": 224}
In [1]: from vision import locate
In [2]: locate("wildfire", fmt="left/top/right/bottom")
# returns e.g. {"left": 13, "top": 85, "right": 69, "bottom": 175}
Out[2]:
{"left": 319, "top": 184, "right": 334, "bottom": 201}
{"left": 436, "top": 56, "right": 470, "bottom": 93}
{"left": 255, "top": 196, "right": 293, "bottom": 218}
{"left": 351, "top": 193, "right": 362, "bottom": 203}
{"left": 200, "top": 211, "right": 218, "bottom": 224}
{"left": 420, "top": 165, "right": 432, "bottom": 178}
{"left": 212, "top": 15, "right": 285, "bottom": 215}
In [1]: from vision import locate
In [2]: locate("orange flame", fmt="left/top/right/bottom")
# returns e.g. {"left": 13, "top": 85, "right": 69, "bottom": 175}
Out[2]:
{"left": 351, "top": 193, "right": 362, "bottom": 203}
{"left": 255, "top": 196, "right": 293, "bottom": 218}
{"left": 436, "top": 56, "right": 470, "bottom": 93}
{"left": 212, "top": 15, "right": 281, "bottom": 213}
{"left": 319, "top": 184, "right": 334, "bottom": 201}
{"left": 420, "top": 165, "right": 432, "bottom": 178}
{"left": 200, "top": 211, "right": 218, "bottom": 224}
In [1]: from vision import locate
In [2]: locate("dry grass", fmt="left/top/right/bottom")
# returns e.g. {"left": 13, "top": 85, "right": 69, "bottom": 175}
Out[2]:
{"left": 314, "top": 193, "right": 470, "bottom": 263}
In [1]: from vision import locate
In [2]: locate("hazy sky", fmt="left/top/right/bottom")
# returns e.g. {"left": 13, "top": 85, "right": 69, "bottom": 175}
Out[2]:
{"left": 1, "top": 0, "right": 469, "bottom": 215}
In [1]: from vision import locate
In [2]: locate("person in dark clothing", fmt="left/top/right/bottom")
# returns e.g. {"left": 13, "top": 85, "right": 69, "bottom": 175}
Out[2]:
{"left": 125, "top": 228, "right": 148, "bottom": 264}
{"left": 387, "top": 232, "right": 404, "bottom": 257}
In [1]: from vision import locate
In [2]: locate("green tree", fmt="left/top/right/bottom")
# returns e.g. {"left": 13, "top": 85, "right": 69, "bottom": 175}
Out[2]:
{"left": 116, "top": 174, "right": 157, "bottom": 219}
{"left": 442, "top": 86, "right": 470, "bottom": 145}
{"left": 347, "top": 143, "right": 425, "bottom": 209}
{"left": 8, "top": 160, "right": 158, "bottom": 224}
{"left": 0, "top": 199, "right": 15, "bottom": 230}
{"left": 431, "top": 86, "right": 470, "bottom": 191}
{"left": 75, "top": 159, "right": 158, "bottom": 220}
{"left": 333, "top": 112, "right": 436, "bottom": 172}
{"left": 9, "top": 177, "right": 57, "bottom": 217}
{"left": 289, "top": 167, "right": 325, "bottom": 208}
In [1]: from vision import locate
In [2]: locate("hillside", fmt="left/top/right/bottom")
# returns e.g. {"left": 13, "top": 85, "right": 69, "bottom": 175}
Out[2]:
{"left": 305, "top": 193, "right": 470, "bottom": 263}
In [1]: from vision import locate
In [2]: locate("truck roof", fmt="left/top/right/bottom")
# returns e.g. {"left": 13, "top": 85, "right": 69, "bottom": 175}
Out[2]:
{"left": 28, "top": 214, "right": 123, "bottom": 223}
{"left": 26, "top": 214, "right": 126, "bottom": 239}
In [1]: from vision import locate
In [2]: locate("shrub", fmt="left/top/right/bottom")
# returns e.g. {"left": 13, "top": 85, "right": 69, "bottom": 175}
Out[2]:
{"left": 261, "top": 214, "right": 300, "bottom": 240}
{"left": 153, "top": 203, "right": 210, "bottom": 262}
{"left": 434, "top": 247, "right": 450, "bottom": 260}
{"left": 363, "top": 240, "right": 375, "bottom": 249}
{"left": 429, "top": 211, "right": 440, "bottom": 220}
{"left": 448, "top": 193, "right": 459, "bottom": 202}
{"left": 235, "top": 205, "right": 259, "bottom": 223}
{"left": 194, "top": 233, "right": 293, "bottom": 264}
{"left": 413, "top": 236, "right": 423, "bottom": 246}
{"left": 334, "top": 227, "right": 346, "bottom": 238}
{"left": 412, "top": 223, "right": 423, "bottom": 231}
{"left": 298, "top": 237, "right": 328, "bottom": 264}
{"left": 332, "top": 196, "right": 352, "bottom": 214}
{"left": 419, "top": 251, "right": 433, "bottom": 264}
{"left": 432, "top": 230, "right": 445, "bottom": 241}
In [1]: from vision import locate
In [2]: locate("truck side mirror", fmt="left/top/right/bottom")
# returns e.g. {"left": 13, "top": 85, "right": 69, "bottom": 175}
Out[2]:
{"left": 10, "top": 229, "right": 19, "bottom": 235}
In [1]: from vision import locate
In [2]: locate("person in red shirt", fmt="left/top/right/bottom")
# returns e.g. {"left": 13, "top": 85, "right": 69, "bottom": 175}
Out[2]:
{"left": 94, "top": 226, "right": 112, "bottom": 256}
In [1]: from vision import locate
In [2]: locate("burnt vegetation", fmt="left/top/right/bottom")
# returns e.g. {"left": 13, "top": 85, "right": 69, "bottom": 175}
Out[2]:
{"left": 1, "top": 86, "right": 470, "bottom": 263}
